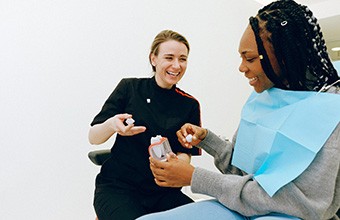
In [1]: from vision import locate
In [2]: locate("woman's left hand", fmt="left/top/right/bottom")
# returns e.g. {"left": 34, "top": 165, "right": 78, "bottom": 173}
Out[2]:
{"left": 149, "top": 153, "right": 194, "bottom": 187}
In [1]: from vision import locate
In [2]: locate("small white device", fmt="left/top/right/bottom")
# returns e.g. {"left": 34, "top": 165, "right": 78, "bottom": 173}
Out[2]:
{"left": 185, "top": 134, "right": 193, "bottom": 143}
{"left": 125, "top": 118, "right": 135, "bottom": 125}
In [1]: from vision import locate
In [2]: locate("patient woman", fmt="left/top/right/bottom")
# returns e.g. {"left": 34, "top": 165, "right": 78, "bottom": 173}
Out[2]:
{"left": 138, "top": 0, "right": 340, "bottom": 219}
{"left": 88, "top": 30, "right": 201, "bottom": 220}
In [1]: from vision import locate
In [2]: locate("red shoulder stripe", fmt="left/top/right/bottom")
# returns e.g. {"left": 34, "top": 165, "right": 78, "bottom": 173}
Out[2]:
{"left": 175, "top": 88, "right": 194, "bottom": 99}
{"left": 175, "top": 88, "right": 202, "bottom": 128}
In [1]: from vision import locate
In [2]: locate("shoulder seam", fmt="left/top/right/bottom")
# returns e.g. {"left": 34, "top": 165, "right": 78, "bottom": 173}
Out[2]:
{"left": 175, "top": 88, "right": 195, "bottom": 99}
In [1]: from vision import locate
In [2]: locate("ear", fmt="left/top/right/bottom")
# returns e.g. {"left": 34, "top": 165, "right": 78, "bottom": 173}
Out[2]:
{"left": 150, "top": 53, "right": 157, "bottom": 66}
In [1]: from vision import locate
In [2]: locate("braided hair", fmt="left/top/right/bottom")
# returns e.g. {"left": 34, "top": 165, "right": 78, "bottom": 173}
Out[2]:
{"left": 250, "top": 0, "right": 339, "bottom": 91}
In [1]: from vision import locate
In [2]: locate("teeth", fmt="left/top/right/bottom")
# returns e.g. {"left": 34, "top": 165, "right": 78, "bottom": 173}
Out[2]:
{"left": 167, "top": 71, "right": 180, "bottom": 76}
{"left": 249, "top": 77, "right": 257, "bottom": 82}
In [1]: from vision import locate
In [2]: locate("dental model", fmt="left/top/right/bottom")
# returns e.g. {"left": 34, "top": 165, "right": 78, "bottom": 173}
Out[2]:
{"left": 186, "top": 134, "right": 193, "bottom": 143}
{"left": 125, "top": 118, "right": 135, "bottom": 125}
{"left": 149, "top": 135, "right": 172, "bottom": 161}
{"left": 150, "top": 135, "right": 162, "bottom": 144}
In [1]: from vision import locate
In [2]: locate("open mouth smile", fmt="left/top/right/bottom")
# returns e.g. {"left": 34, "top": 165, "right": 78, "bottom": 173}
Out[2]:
{"left": 248, "top": 76, "right": 258, "bottom": 85}
{"left": 167, "top": 71, "right": 180, "bottom": 76}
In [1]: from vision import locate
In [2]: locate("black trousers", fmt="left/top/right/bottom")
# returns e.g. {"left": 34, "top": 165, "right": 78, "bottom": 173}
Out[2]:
{"left": 94, "top": 187, "right": 194, "bottom": 220}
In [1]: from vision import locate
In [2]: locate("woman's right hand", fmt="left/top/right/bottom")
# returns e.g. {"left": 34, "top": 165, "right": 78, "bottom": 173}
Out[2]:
{"left": 109, "top": 113, "right": 146, "bottom": 136}
{"left": 176, "top": 123, "right": 207, "bottom": 148}
{"left": 89, "top": 113, "right": 146, "bottom": 145}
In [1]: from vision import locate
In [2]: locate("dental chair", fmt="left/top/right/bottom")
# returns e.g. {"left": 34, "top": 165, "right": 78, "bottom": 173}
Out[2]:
{"left": 88, "top": 149, "right": 111, "bottom": 220}
{"left": 88, "top": 149, "right": 111, "bottom": 166}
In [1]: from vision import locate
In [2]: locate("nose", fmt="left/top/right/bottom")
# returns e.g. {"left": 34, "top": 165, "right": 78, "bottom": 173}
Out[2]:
{"left": 172, "top": 59, "right": 180, "bottom": 69}
{"left": 238, "top": 61, "right": 248, "bottom": 73}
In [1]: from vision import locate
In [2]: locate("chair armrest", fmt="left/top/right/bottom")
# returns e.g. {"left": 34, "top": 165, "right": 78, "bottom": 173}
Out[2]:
{"left": 88, "top": 149, "right": 111, "bottom": 166}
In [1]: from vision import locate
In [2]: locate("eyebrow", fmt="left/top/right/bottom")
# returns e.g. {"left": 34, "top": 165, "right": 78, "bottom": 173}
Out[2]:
{"left": 163, "top": 54, "right": 188, "bottom": 58}
{"left": 240, "top": 50, "right": 252, "bottom": 55}
{"left": 240, "top": 50, "right": 258, "bottom": 56}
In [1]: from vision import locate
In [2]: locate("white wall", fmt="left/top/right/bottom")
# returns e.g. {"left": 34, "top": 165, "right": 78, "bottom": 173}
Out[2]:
{"left": 0, "top": 0, "right": 260, "bottom": 219}
{"left": 307, "top": 0, "right": 340, "bottom": 19}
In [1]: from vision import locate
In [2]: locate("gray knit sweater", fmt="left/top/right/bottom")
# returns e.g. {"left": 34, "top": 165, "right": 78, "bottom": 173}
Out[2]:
{"left": 191, "top": 88, "right": 340, "bottom": 220}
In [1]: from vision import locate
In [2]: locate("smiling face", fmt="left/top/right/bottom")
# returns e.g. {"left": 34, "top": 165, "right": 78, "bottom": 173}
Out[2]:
{"left": 150, "top": 40, "right": 188, "bottom": 89}
{"left": 238, "top": 25, "right": 274, "bottom": 93}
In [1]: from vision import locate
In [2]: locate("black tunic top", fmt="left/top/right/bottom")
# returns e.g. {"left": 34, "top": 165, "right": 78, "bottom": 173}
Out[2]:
{"left": 91, "top": 77, "right": 201, "bottom": 194}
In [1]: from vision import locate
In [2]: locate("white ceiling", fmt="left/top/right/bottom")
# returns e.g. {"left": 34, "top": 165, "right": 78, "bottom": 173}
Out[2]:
{"left": 253, "top": 0, "right": 330, "bottom": 7}
{"left": 297, "top": 0, "right": 330, "bottom": 3}
{"left": 252, "top": 0, "right": 340, "bottom": 61}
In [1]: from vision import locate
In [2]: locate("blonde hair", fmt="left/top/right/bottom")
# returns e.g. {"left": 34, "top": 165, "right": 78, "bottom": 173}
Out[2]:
{"left": 149, "top": 30, "right": 190, "bottom": 72}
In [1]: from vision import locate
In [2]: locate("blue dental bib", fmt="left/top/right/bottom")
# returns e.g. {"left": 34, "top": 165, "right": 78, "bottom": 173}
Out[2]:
{"left": 232, "top": 88, "right": 340, "bottom": 196}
